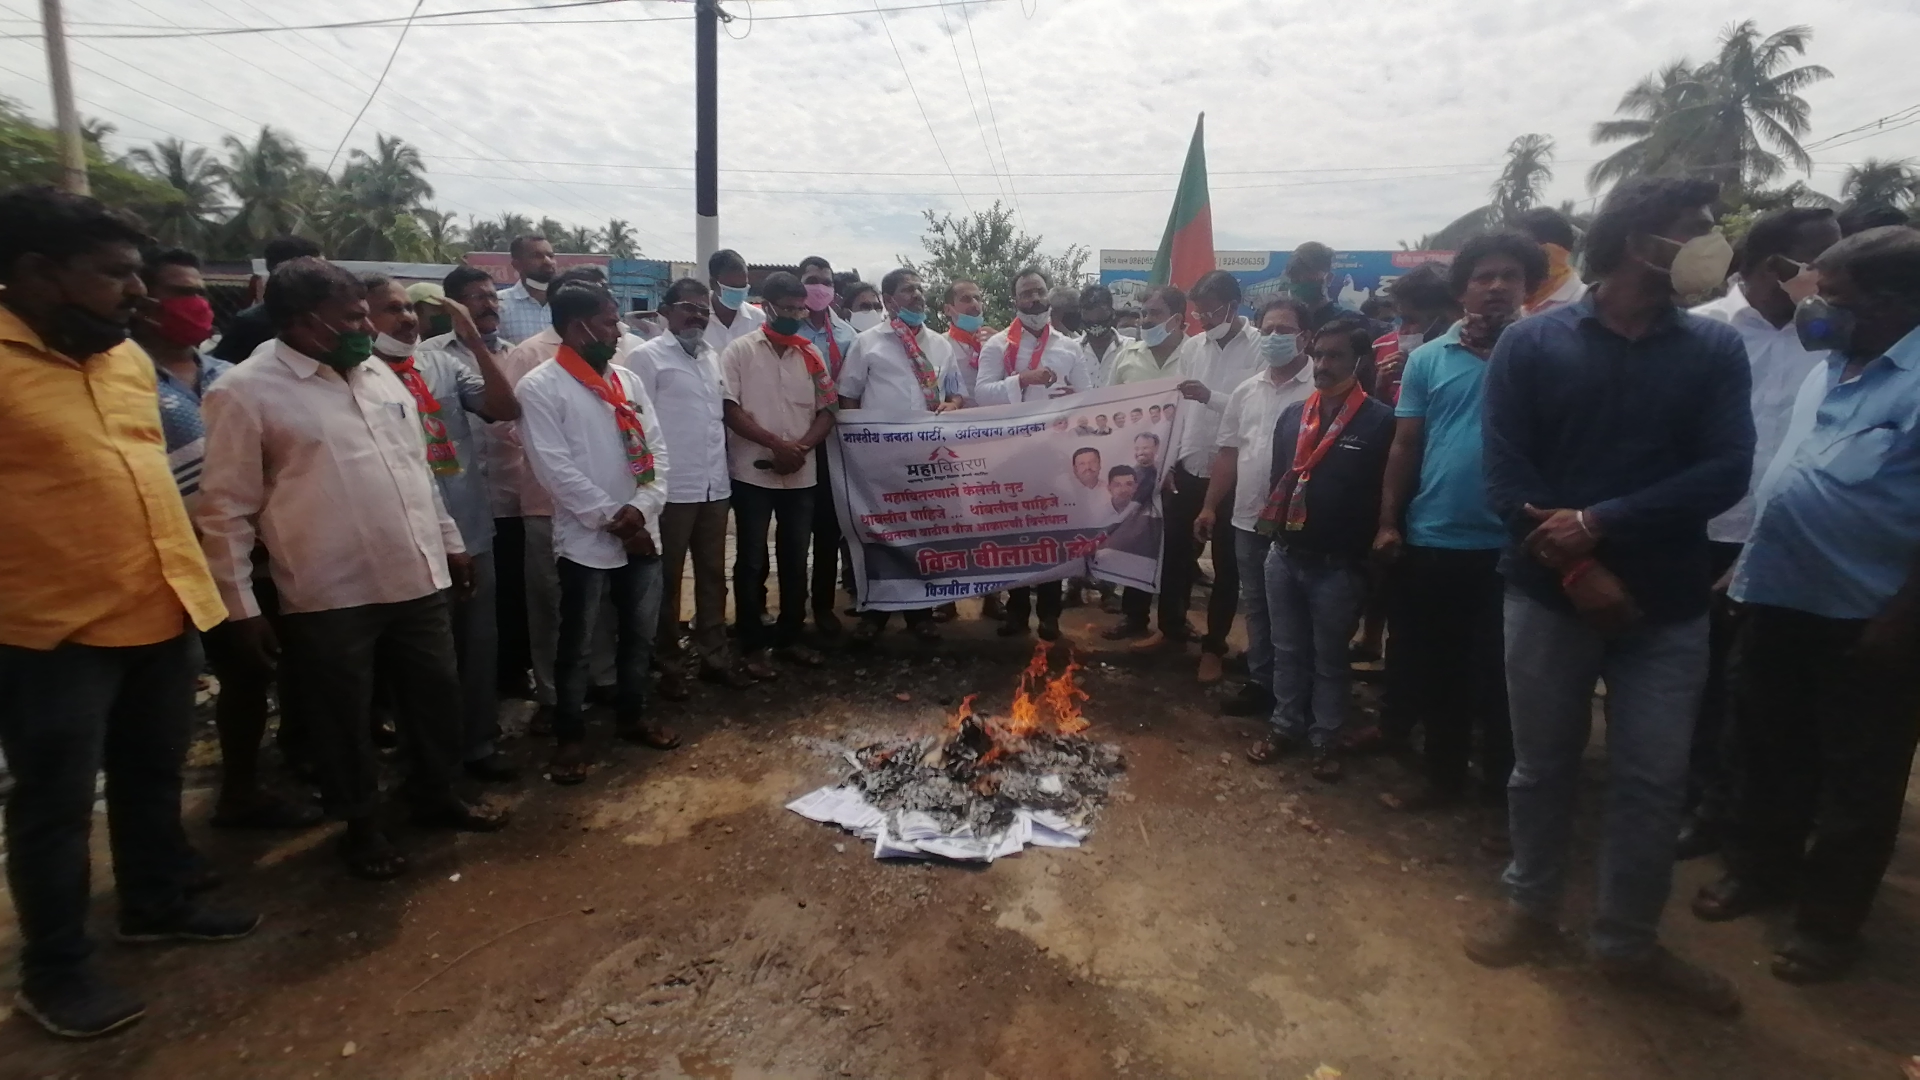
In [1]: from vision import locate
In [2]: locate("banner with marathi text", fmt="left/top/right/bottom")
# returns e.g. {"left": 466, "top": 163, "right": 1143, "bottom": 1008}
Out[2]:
{"left": 825, "top": 379, "right": 1185, "bottom": 611}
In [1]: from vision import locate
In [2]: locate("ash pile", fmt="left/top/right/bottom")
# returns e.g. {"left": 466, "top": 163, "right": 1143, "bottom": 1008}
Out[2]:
{"left": 787, "top": 645, "right": 1125, "bottom": 862}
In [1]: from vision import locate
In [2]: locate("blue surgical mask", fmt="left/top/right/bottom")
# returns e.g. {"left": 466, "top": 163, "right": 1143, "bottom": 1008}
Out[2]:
{"left": 895, "top": 307, "right": 927, "bottom": 328}
{"left": 717, "top": 284, "right": 750, "bottom": 310}
{"left": 1259, "top": 332, "right": 1299, "bottom": 366}
{"left": 1794, "top": 296, "right": 1854, "bottom": 354}
{"left": 1143, "top": 320, "right": 1172, "bottom": 348}
{"left": 953, "top": 312, "right": 984, "bottom": 333}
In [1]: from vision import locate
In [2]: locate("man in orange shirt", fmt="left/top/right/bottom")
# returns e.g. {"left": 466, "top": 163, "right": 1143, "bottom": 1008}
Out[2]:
{"left": 0, "top": 186, "right": 259, "bottom": 1040}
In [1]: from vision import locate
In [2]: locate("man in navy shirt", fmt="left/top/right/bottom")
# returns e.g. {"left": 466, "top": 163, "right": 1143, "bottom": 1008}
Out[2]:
{"left": 1474, "top": 177, "right": 1754, "bottom": 1016}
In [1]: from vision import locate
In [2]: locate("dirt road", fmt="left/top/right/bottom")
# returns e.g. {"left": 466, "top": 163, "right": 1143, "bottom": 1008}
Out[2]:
{"left": 1, "top": 610, "right": 1914, "bottom": 1079}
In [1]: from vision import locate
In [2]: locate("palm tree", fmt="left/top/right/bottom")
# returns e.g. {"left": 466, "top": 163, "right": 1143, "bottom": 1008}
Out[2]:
{"left": 1840, "top": 158, "right": 1919, "bottom": 208}
{"left": 1590, "top": 23, "right": 1831, "bottom": 194}
{"left": 411, "top": 207, "right": 466, "bottom": 262}
{"left": 465, "top": 216, "right": 505, "bottom": 253}
{"left": 564, "top": 224, "right": 600, "bottom": 254}
{"left": 602, "top": 218, "right": 638, "bottom": 258}
{"left": 331, "top": 135, "right": 434, "bottom": 260}
{"left": 79, "top": 116, "right": 116, "bottom": 153}
{"left": 125, "top": 137, "right": 228, "bottom": 250}
{"left": 1490, "top": 134, "right": 1555, "bottom": 223}
{"left": 216, "top": 125, "right": 315, "bottom": 252}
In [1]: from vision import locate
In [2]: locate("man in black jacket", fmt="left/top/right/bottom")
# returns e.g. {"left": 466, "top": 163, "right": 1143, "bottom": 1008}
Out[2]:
{"left": 210, "top": 236, "right": 321, "bottom": 363}
{"left": 1247, "top": 315, "right": 1393, "bottom": 780}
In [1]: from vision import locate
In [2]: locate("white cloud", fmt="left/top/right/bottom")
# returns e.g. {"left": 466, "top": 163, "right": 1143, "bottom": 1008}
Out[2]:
{"left": 2, "top": 0, "right": 1915, "bottom": 278}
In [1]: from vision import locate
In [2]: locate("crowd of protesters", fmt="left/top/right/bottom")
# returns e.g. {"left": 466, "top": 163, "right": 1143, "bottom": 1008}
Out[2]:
{"left": 0, "top": 176, "right": 1916, "bottom": 1038}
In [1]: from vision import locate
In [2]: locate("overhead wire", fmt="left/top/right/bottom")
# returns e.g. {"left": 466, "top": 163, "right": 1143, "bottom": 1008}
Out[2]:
{"left": 938, "top": 2, "right": 1009, "bottom": 209}
{"left": 870, "top": 0, "right": 972, "bottom": 214}
{"left": 324, "top": 0, "right": 425, "bottom": 173}
{"left": 960, "top": 1, "right": 1021, "bottom": 228}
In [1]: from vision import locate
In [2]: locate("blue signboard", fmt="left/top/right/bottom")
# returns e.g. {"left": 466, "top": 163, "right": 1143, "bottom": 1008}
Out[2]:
{"left": 1099, "top": 249, "right": 1454, "bottom": 314}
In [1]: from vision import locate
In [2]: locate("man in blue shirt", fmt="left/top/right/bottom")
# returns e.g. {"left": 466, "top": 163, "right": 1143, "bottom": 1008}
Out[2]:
{"left": 1698, "top": 226, "right": 1920, "bottom": 984}
{"left": 495, "top": 234, "right": 557, "bottom": 346}
{"left": 1374, "top": 231, "right": 1543, "bottom": 823}
{"left": 1475, "top": 177, "right": 1753, "bottom": 1016}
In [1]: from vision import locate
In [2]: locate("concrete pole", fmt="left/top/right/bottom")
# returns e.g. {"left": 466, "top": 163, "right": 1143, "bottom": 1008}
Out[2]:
{"left": 695, "top": 0, "right": 718, "bottom": 276}
{"left": 41, "top": 0, "right": 89, "bottom": 195}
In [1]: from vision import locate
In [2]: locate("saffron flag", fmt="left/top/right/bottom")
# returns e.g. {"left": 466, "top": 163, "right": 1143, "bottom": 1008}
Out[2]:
{"left": 1149, "top": 113, "right": 1214, "bottom": 294}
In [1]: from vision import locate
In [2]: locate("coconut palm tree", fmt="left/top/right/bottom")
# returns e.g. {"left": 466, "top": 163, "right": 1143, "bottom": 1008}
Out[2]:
{"left": 1489, "top": 134, "right": 1555, "bottom": 223}
{"left": 331, "top": 135, "right": 435, "bottom": 260}
{"left": 411, "top": 207, "right": 466, "bottom": 262}
{"left": 125, "top": 137, "right": 229, "bottom": 250}
{"left": 564, "top": 224, "right": 600, "bottom": 254}
{"left": 1590, "top": 23, "right": 1831, "bottom": 194}
{"left": 602, "top": 218, "right": 638, "bottom": 258}
{"left": 1840, "top": 158, "right": 1919, "bottom": 208}
{"left": 216, "top": 126, "right": 315, "bottom": 252}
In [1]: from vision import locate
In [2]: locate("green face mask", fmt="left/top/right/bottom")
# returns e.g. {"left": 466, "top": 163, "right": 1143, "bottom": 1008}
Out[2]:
{"left": 769, "top": 314, "right": 804, "bottom": 336}
{"left": 317, "top": 321, "right": 374, "bottom": 370}
{"left": 1288, "top": 280, "right": 1325, "bottom": 305}
{"left": 579, "top": 338, "right": 618, "bottom": 366}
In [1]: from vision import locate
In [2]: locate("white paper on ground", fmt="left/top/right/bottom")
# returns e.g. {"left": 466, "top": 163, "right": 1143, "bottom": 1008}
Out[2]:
{"left": 786, "top": 785, "right": 1089, "bottom": 863}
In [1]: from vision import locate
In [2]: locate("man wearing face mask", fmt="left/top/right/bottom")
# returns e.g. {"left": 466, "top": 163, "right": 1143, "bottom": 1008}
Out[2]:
{"left": 1195, "top": 297, "right": 1315, "bottom": 719}
{"left": 1373, "top": 232, "right": 1543, "bottom": 828}
{"left": 1149, "top": 271, "right": 1264, "bottom": 682}
{"left": 517, "top": 284, "right": 679, "bottom": 785}
{"left": 1518, "top": 208, "right": 1589, "bottom": 317}
{"left": 1103, "top": 284, "right": 1188, "bottom": 641}
{"left": 1701, "top": 226, "right": 1920, "bottom": 984}
{"left": 1676, "top": 206, "right": 1840, "bottom": 861}
{"left": 1475, "top": 177, "right": 1753, "bottom": 1016}
{"left": 1367, "top": 264, "right": 1458, "bottom": 413}
{"left": 368, "top": 274, "right": 523, "bottom": 782}
{"left": 845, "top": 281, "right": 887, "bottom": 333}
{"left": 1080, "top": 284, "right": 1125, "bottom": 389}
{"left": 626, "top": 279, "right": 747, "bottom": 699}
{"left": 199, "top": 258, "right": 509, "bottom": 884}
{"left": 839, "top": 267, "right": 959, "bottom": 645}
{"left": 2, "top": 188, "right": 256, "bottom": 1039}
{"left": 941, "top": 278, "right": 987, "bottom": 404}
{"left": 704, "top": 248, "right": 766, "bottom": 355}
{"left": 497, "top": 234, "right": 558, "bottom": 346}
{"left": 797, "top": 256, "right": 859, "bottom": 638}
{"left": 976, "top": 267, "right": 1094, "bottom": 640}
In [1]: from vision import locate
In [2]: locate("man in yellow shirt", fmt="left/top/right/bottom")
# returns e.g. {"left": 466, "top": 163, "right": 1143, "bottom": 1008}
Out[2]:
{"left": 0, "top": 186, "right": 259, "bottom": 1040}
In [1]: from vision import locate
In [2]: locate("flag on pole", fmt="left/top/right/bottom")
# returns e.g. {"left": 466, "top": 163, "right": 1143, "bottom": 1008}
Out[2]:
{"left": 1149, "top": 112, "right": 1213, "bottom": 292}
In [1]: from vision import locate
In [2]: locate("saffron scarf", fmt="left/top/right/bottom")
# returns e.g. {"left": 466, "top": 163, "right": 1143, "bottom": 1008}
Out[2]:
{"left": 890, "top": 316, "right": 942, "bottom": 410}
{"left": 1003, "top": 319, "right": 1053, "bottom": 372}
{"left": 1256, "top": 385, "right": 1367, "bottom": 537}
{"left": 554, "top": 345, "right": 656, "bottom": 484}
{"left": 383, "top": 355, "right": 461, "bottom": 477}
{"left": 761, "top": 325, "right": 839, "bottom": 413}
{"left": 948, "top": 325, "right": 981, "bottom": 370}
{"left": 1527, "top": 243, "right": 1576, "bottom": 311}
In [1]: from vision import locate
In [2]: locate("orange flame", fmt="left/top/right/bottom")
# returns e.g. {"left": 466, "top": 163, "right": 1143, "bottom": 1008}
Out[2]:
{"left": 944, "top": 642, "right": 1092, "bottom": 759}
{"left": 948, "top": 692, "right": 978, "bottom": 731}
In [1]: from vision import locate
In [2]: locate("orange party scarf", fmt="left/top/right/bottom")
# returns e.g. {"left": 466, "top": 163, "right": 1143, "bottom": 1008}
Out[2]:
{"left": 760, "top": 325, "right": 839, "bottom": 413}
{"left": 383, "top": 355, "right": 461, "bottom": 477}
{"left": 1528, "top": 243, "right": 1576, "bottom": 310}
{"left": 554, "top": 345, "right": 656, "bottom": 484}
{"left": 1003, "top": 318, "right": 1052, "bottom": 371}
{"left": 1256, "top": 385, "right": 1368, "bottom": 537}
{"left": 948, "top": 325, "right": 981, "bottom": 369}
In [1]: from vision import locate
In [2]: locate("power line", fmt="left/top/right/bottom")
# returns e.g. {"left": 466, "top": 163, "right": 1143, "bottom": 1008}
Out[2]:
{"left": 1802, "top": 102, "right": 1920, "bottom": 151}
{"left": 938, "top": 2, "right": 1008, "bottom": 208}
{"left": 324, "top": 0, "right": 424, "bottom": 173}
{"left": 871, "top": 0, "right": 972, "bottom": 214}
{"left": 961, "top": 2, "right": 1021, "bottom": 228}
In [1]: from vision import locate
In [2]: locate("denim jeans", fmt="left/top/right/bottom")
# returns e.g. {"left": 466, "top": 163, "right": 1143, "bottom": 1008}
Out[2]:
{"left": 1233, "top": 528, "right": 1274, "bottom": 695}
{"left": 731, "top": 483, "right": 814, "bottom": 651}
{"left": 555, "top": 556, "right": 664, "bottom": 743}
{"left": 0, "top": 634, "right": 196, "bottom": 976}
{"left": 1265, "top": 546, "right": 1365, "bottom": 747}
{"left": 1501, "top": 589, "right": 1707, "bottom": 960}
{"left": 524, "top": 515, "right": 616, "bottom": 706}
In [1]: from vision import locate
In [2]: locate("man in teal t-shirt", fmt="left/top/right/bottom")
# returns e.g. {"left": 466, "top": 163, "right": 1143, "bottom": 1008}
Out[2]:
{"left": 1373, "top": 231, "right": 1548, "bottom": 819}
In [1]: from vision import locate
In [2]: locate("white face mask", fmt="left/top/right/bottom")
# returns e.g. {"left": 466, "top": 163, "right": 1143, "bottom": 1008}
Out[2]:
{"left": 1657, "top": 231, "right": 1735, "bottom": 298}
{"left": 1781, "top": 264, "right": 1821, "bottom": 305}
{"left": 1207, "top": 317, "right": 1238, "bottom": 343}
{"left": 374, "top": 331, "right": 415, "bottom": 358}
{"left": 674, "top": 328, "right": 704, "bottom": 354}
{"left": 1018, "top": 308, "right": 1051, "bottom": 332}
{"left": 849, "top": 310, "right": 885, "bottom": 332}
{"left": 1396, "top": 331, "right": 1424, "bottom": 355}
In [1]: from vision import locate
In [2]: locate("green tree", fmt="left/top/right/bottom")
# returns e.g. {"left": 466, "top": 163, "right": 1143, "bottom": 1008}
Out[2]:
{"left": 901, "top": 200, "right": 1088, "bottom": 329}
{"left": 408, "top": 207, "right": 466, "bottom": 262}
{"left": 563, "top": 224, "right": 599, "bottom": 254}
{"left": 0, "top": 97, "right": 181, "bottom": 221}
{"left": 124, "top": 136, "right": 227, "bottom": 250}
{"left": 216, "top": 125, "right": 316, "bottom": 254}
{"left": 331, "top": 134, "right": 434, "bottom": 260}
{"left": 1489, "top": 134, "right": 1556, "bottom": 222}
{"left": 1589, "top": 22, "right": 1831, "bottom": 194}
{"left": 602, "top": 218, "right": 638, "bottom": 258}
{"left": 1840, "top": 158, "right": 1919, "bottom": 208}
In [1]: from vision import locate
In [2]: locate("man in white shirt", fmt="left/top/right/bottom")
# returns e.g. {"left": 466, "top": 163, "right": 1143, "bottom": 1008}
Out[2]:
{"left": 625, "top": 278, "right": 748, "bottom": 699}
{"left": 1103, "top": 284, "right": 1190, "bottom": 640}
{"left": 721, "top": 272, "right": 837, "bottom": 676}
{"left": 369, "top": 272, "right": 523, "bottom": 784}
{"left": 1080, "top": 283, "right": 1127, "bottom": 388}
{"left": 496, "top": 234, "right": 557, "bottom": 345}
{"left": 1196, "top": 296, "right": 1315, "bottom": 714}
{"left": 976, "top": 267, "right": 1094, "bottom": 638}
{"left": 1518, "top": 208, "right": 1589, "bottom": 317}
{"left": 941, "top": 278, "right": 988, "bottom": 405}
{"left": 1678, "top": 205, "right": 1839, "bottom": 858}
{"left": 516, "top": 284, "right": 679, "bottom": 786}
{"left": 703, "top": 248, "right": 766, "bottom": 356}
{"left": 1140, "top": 271, "right": 1264, "bottom": 680}
{"left": 198, "top": 258, "right": 509, "bottom": 881}
{"left": 838, "top": 268, "right": 959, "bottom": 646}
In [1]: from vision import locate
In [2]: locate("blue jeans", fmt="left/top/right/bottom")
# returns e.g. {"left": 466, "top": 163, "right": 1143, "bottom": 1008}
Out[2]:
{"left": 1502, "top": 590, "right": 1708, "bottom": 960}
{"left": 1265, "top": 546, "right": 1365, "bottom": 747}
{"left": 555, "top": 556, "right": 664, "bottom": 743}
{"left": 1234, "top": 528, "right": 1274, "bottom": 694}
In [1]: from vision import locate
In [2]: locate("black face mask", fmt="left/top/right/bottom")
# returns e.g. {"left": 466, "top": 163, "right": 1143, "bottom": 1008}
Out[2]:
{"left": 47, "top": 305, "right": 131, "bottom": 359}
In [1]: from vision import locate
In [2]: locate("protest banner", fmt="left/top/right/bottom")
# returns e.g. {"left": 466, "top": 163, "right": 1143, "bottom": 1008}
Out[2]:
{"left": 825, "top": 379, "right": 1186, "bottom": 611}
{"left": 1099, "top": 248, "right": 1454, "bottom": 316}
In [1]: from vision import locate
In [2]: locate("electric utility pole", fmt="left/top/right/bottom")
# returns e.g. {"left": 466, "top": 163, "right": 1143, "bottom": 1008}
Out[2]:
{"left": 695, "top": 0, "right": 719, "bottom": 276}
{"left": 41, "top": 0, "right": 89, "bottom": 195}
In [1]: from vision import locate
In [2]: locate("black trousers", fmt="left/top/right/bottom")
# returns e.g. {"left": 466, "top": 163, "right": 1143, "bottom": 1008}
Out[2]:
{"left": 1005, "top": 582, "right": 1063, "bottom": 626}
{"left": 811, "top": 450, "right": 851, "bottom": 615}
{"left": 1686, "top": 540, "right": 1745, "bottom": 821}
{"left": 1726, "top": 603, "right": 1920, "bottom": 941}
{"left": 201, "top": 574, "right": 313, "bottom": 778}
{"left": 493, "top": 516, "right": 533, "bottom": 696}
{"left": 1388, "top": 546, "right": 1511, "bottom": 797}
{"left": 1158, "top": 465, "right": 1238, "bottom": 653}
{"left": 555, "top": 557, "right": 662, "bottom": 744}
{"left": 278, "top": 593, "right": 463, "bottom": 819}
{"left": 732, "top": 482, "right": 814, "bottom": 650}
{"left": 0, "top": 634, "right": 195, "bottom": 976}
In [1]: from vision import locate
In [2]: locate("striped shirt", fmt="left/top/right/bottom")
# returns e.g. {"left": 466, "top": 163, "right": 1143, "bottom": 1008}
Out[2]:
{"left": 497, "top": 281, "right": 551, "bottom": 345}
{"left": 154, "top": 351, "right": 235, "bottom": 502}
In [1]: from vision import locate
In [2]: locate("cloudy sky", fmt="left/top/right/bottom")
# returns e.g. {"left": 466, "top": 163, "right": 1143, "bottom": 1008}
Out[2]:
{"left": 2, "top": 0, "right": 1917, "bottom": 278}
